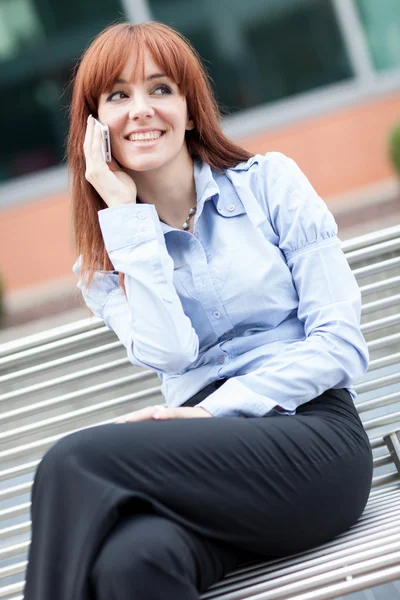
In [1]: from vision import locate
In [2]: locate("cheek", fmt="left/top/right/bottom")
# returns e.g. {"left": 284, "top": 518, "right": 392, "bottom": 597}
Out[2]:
{"left": 97, "top": 107, "right": 125, "bottom": 132}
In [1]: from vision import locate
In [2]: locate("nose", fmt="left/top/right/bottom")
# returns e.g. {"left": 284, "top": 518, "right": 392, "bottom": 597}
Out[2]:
{"left": 128, "top": 93, "right": 155, "bottom": 121}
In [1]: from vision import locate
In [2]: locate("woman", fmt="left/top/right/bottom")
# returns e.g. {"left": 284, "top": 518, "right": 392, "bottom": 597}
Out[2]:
{"left": 24, "top": 21, "right": 373, "bottom": 600}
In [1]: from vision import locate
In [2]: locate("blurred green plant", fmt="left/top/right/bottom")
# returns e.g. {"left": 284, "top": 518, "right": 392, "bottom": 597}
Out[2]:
{"left": 389, "top": 121, "right": 400, "bottom": 177}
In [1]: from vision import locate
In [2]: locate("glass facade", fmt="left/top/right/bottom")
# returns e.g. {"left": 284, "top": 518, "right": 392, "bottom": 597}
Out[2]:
{"left": 148, "top": 0, "right": 353, "bottom": 113}
{"left": 356, "top": 0, "right": 400, "bottom": 71}
{"left": 0, "top": 0, "right": 125, "bottom": 183}
{"left": 0, "top": 0, "right": 400, "bottom": 185}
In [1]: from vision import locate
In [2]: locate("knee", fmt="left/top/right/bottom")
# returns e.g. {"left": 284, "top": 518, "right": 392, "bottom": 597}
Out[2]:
{"left": 34, "top": 427, "right": 102, "bottom": 487}
{"left": 91, "top": 516, "right": 192, "bottom": 591}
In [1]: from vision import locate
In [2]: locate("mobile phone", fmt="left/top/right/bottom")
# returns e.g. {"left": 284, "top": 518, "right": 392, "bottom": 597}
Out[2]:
{"left": 94, "top": 118, "right": 112, "bottom": 163}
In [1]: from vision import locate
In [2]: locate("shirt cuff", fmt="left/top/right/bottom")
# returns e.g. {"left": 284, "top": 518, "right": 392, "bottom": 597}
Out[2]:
{"left": 197, "top": 377, "right": 279, "bottom": 418}
{"left": 98, "top": 203, "right": 160, "bottom": 252}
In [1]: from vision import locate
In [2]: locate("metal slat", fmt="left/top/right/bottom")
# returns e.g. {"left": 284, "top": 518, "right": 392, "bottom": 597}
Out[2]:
{"left": 0, "top": 582, "right": 23, "bottom": 599}
{"left": 0, "top": 387, "right": 163, "bottom": 463}
{"left": 263, "top": 566, "right": 400, "bottom": 600}
{"left": 0, "top": 356, "right": 131, "bottom": 403}
{"left": 367, "top": 352, "right": 400, "bottom": 371}
{"left": 0, "top": 385, "right": 162, "bottom": 451}
{"left": 373, "top": 454, "right": 392, "bottom": 468}
{"left": 345, "top": 237, "right": 400, "bottom": 265}
{"left": 363, "top": 411, "right": 400, "bottom": 430}
{"left": 369, "top": 435, "right": 387, "bottom": 450}
{"left": 0, "top": 316, "right": 102, "bottom": 359}
{"left": 208, "top": 530, "right": 400, "bottom": 597}
{"left": 371, "top": 472, "right": 399, "bottom": 488}
{"left": 0, "top": 521, "right": 31, "bottom": 541}
{"left": 0, "top": 370, "right": 157, "bottom": 425}
{"left": 341, "top": 225, "right": 400, "bottom": 254}
{"left": 361, "top": 313, "right": 400, "bottom": 334}
{"left": 205, "top": 547, "right": 400, "bottom": 600}
{"left": 356, "top": 371, "right": 400, "bottom": 394}
{"left": 0, "top": 560, "right": 27, "bottom": 581}
{"left": 359, "top": 275, "right": 400, "bottom": 297}
{"left": 0, "top": 461, "right": 40, "bottom": 484}
{"left": 368, "top": 332, "right": 400, "bottom": 351}
{"left": 207, "top": 553, "right": 400, "bottom": 600}
{"left": 0, "top": 503, "right": 30, "bottom": 523}
{"left": 0, "top": 341, "right": 122, "bottom": 384}
{"left": 0, "top": 541, "right": 28, "bottom": 561}
{"left": 353, "top": 256, "right": 400, "bottom": 279}
{"left": 357, "top": 390, "right": 400, "bottom": 413}
{"left": 361, "top": 293, "right": 400, "bottom": 315}
{"left": 0, "top": 482, "right": 31, "bottom": 502}
{"left": 0, "top": 326, "right": 111, "bottom": 370}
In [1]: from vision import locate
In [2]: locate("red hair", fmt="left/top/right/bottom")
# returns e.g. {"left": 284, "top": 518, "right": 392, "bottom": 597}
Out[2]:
{"left": 68, "top": 21, "right": 253, "bottom": 284}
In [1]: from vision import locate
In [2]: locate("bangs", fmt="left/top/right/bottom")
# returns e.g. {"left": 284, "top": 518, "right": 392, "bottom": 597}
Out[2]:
{"left": 79, "top": 23, "right": 194, "bottom": 110}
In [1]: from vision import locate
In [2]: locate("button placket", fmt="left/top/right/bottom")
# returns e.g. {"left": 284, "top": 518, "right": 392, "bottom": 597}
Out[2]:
{"left": 188, "top": 235, "right": 234, "bottom": 337}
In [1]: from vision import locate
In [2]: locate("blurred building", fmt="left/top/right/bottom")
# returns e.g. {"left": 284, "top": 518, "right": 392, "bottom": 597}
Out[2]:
{"left": 0, "top": 0, "right": 400, "bottom": 328}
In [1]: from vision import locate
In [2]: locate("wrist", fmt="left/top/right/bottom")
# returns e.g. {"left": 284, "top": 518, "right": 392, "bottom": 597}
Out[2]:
{"left": 107, "top": 198, "right": 137, "bottom": 208}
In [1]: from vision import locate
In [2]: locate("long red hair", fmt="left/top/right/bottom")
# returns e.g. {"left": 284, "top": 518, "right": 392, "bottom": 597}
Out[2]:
{"left": 68, "top": 21, "right": 253, "bottom": 284}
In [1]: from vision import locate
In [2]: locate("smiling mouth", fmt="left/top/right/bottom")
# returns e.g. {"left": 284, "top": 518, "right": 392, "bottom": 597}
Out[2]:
{"left": 127, "top": 131, "right": 165, "bottom": 142}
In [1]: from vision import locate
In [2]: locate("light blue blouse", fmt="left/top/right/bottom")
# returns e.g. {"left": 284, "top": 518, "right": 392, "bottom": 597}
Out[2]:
{"left": 73, "top": 152, "right": 368, "bottom": 418}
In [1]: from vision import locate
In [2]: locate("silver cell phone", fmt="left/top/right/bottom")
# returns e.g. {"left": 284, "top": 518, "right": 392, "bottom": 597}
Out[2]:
{"left": 94, "top": 118, "right": 112, "bottom": 163}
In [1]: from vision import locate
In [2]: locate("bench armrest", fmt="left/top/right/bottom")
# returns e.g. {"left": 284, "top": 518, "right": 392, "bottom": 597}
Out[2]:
{"left": 384, "top": 431, "right": 400, "bottom": 475}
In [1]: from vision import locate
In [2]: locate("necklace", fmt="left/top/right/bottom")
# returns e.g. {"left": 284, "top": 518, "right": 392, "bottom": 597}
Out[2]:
{"left": 182, "top": 206, "right": 197, "bottom": 230}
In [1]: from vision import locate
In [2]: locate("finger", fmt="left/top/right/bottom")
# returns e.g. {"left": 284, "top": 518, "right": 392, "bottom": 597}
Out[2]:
{"left": 152, "top": 407, "right": 193, "bottom": 420}
{"left": 152, "top": 406, "right": 169, "bottom": 420}
{"left": 83, "top": 115, "right": 94, "bottom": 172}
{"left": 108, "top": 157, "right": 122, "bottom": 172}
{"left": 154, "top": 407, "right": 212, "bottom": 420}
{"left": 83, "top": 115, "right": 95, "bottom": 163}
{"left": 116, "top": 405, "right": 164, "bottom": 423}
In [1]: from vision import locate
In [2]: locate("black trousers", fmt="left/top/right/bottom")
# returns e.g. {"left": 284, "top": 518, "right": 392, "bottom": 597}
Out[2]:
{"left": 24, "top": 385, "right": 373, "bottom": 600}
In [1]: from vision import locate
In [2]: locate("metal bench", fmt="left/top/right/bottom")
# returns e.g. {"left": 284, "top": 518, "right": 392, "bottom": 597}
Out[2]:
{"left": 1, "top": 224, "right": 400, "bottom": 600}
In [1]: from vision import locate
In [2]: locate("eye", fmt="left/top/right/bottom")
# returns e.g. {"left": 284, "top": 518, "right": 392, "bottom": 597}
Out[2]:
{"left": 152, "top": 84, "right": 172, "bottom": 95}
{"left": 106, "top": 90, "right": 128, "bottom": 102}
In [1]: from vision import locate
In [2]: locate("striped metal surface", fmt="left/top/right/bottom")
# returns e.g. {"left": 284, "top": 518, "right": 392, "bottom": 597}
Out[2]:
{"left": 1, "top": 224, "right": 400, "bottom": 600}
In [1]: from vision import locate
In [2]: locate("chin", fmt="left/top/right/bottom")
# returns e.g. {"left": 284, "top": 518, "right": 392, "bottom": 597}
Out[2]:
{"left": 120, "top": 156, "right": 172, "bottom": 173}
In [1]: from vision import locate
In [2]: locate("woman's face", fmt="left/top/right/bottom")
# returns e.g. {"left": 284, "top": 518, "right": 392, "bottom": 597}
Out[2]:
{"left": 97, "top": 50, "right": 194, "bottom": 174}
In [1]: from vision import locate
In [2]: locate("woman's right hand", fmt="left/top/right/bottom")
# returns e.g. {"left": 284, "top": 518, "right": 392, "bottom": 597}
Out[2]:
{"left": 83, "top": 115, "right": 137, "bottom": 208}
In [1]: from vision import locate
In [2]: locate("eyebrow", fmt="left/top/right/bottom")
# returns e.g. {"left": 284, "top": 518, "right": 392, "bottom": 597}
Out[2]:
{"left": 115, "top": 73, "right": 168, "bottom": 84}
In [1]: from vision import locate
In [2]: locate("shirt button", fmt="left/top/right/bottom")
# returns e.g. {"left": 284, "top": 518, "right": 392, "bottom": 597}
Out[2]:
{"left": 227, "top": 204, "right": 236, "bottom": 212}
{"left": 213, "top": 310, "right": 220, "bottom": 318}
{"left": 218, "top": 356, "right": 225, "bottom": 364}
{"left": 137, "top": 211, "right": 146, "bottom": 220}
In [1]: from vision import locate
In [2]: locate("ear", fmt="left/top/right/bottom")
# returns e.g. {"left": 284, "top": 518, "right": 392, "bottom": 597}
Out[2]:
{"left": 186, "top": 116, "right": 195, "bottom": 131}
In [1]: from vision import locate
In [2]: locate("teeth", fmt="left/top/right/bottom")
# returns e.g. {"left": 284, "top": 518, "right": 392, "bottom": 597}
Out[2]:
{"left": 129, "top": 131, "right": 163, "bottom": 141}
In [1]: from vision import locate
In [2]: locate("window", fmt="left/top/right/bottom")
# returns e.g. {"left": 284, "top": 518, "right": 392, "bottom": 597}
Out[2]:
{"left": 147, "top": 0, "right": 353, "bottom": 113}
{"left": 355, "top": 0, "right": 400, "bottom": 71}
{"left": 0, "top": 0, "right": 125, "bottom": 183}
